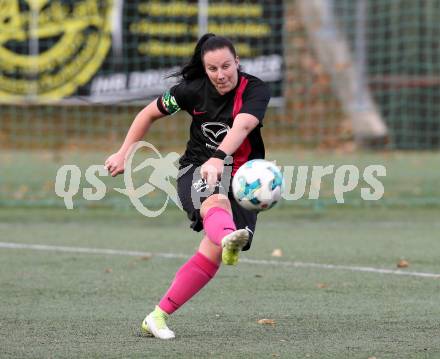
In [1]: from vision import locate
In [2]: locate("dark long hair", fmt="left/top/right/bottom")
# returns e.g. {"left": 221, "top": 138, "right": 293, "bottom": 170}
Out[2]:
{"left": 171, "top": 33, "right": 237, "bottom": 81}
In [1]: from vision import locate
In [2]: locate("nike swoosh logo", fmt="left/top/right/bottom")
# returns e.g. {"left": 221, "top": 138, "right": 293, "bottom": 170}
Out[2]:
{"left": 193, "top": 109, "right": 207, "bottom": 115}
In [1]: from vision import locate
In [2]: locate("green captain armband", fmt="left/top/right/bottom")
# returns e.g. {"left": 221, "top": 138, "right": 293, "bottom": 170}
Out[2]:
{"left": 161, "top": 91, "right": 181, "bottom": 115}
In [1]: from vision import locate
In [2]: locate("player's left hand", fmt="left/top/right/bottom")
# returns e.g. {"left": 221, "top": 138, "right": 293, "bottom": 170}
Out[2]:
{"left": 200, "top": 158, "right": 224, "bottom": 188}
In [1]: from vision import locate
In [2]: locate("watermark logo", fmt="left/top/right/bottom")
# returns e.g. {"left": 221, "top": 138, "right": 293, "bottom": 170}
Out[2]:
{"left": 113, "top": 141, "right": 184, "bottom": 217}
{"left": 282, "top": 164, "right": 386, "bottom": 203}
{"left": 55, "top": 141, "right": 188, "bottom": 217}
{"left": 55, "top": 141, "right": 387, "bottom": 216}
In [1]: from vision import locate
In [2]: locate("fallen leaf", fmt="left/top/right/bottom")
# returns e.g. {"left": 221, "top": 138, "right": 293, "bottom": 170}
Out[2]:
{"left": 397, "top": 259, "right": 409, "bottom": 268}
{"left": 271, "top": 249, "right": 283, "bottom": 257}
{"left": 316, "top": 283, "right": 328, "bottom": 289}
{"left": 257, "top": 319, "right": 276, "bottom": 325}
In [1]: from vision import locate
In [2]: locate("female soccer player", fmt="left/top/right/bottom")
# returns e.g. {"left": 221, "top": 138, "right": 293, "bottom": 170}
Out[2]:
{"left": 105, "top": 33, "right": 270, "bottom": 339}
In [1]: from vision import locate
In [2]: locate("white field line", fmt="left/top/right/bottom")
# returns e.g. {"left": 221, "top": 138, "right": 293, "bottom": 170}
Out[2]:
{"left": 0, "top": 242, "right": 439, "bottom": 279}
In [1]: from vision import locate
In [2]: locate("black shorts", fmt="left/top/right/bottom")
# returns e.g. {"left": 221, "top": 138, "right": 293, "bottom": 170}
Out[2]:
{"left": 177, "top": 164, "right": 257, "bottom": 251}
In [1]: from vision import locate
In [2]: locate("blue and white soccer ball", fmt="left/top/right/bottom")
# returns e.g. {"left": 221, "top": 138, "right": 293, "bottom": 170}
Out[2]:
{"left": 232, "top": 159, "right": 284, "bottom": 212}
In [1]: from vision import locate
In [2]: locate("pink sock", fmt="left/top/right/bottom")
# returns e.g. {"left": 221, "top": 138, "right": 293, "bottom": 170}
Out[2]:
{"left": 158, "top": 251, "right": 219, "bottom": 315}
{"left": 203, "top": 207, "right": 236, "bottom": 246}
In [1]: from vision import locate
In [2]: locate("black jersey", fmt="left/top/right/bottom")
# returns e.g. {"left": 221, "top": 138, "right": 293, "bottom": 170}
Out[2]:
{"left": 157, "top": 72, "right": 270, "bottom": 174}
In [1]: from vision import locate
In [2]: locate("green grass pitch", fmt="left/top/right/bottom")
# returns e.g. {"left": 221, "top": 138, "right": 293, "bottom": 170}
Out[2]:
{"left": 1, "top": 205, "right": 439, "bottom": 358}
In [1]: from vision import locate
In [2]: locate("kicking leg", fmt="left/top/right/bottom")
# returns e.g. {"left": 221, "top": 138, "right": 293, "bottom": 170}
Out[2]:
{"left": 201, "top": 194, "right": 249, "bottom": 265}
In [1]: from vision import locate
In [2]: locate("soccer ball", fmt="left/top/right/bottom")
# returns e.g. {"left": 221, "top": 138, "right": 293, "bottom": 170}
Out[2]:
{"left": 232, "top": 159, "right": 284, "bottom": 211}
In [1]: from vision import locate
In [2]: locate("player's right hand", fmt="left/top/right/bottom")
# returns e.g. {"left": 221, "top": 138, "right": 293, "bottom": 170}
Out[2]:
{"left": 201, "top": 158, "right": 224, "bottom": 188}
{"left": 105, "top": 152, "right": 125, "bottom": 177}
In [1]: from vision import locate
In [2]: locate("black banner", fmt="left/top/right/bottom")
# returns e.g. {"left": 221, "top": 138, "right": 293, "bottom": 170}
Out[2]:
{"left": 0, "top": 1, "right": 283, "bottom": 104}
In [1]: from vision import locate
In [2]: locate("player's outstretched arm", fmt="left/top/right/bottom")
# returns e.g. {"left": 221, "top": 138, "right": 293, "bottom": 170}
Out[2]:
{"left": 105, "top": 100, "right": 166, "bottom": 177}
